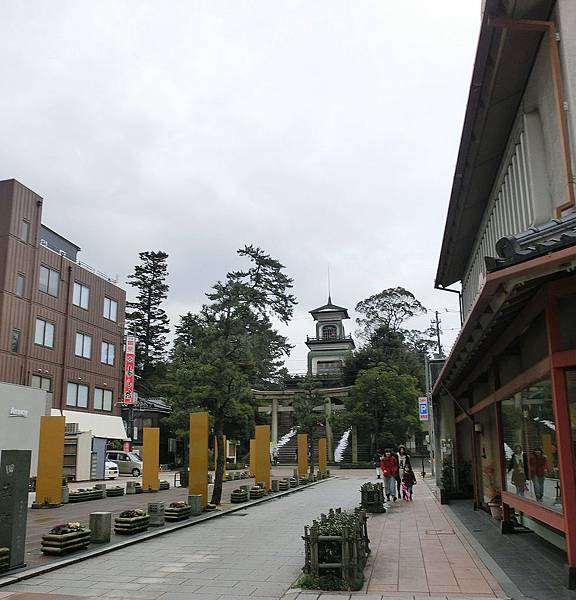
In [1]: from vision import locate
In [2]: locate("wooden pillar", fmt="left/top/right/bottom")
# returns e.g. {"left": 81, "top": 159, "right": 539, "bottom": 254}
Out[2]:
{"left": 189, "top": 412, "right": 209, "bottom": 507}
{"left": 142, "top": 427, "right": 160, "bottom": 491}
{"left": 298, "top": 433, "right": 309, "bottom": 475}
{"left": 35, "top": 416, "right": 65, "bottom": 506}
{"left": 249, "top": 438, "right": 256, "bottom": 477}
{"left": 318, "top": 438, "right": 327, "bottom": 472}
{"left": 271, "top": 398, "right": 279, "bottom": 446}
{"left": 254, "top": 425, "right": 270, "bottom": 491}
{"left": 325, "top": 397, "right": 333, "bottom": 461}
{"left": 351, "top": 426, "right": 358, "bottom": 464}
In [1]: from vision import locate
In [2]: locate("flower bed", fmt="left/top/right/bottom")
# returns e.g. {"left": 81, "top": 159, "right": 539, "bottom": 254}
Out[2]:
{"left": 106, "top": 485, "right": 125, "bottom": 497}
{"left": 231, "top": 488, "right": 248, "bottom": 503}
{"left": 249, "top": 486, "right": 265, "bottom": 499}
{"left": 114, "top": 509, "right": 150, "bottom": 535}
{"left": 0, "top": 547, "right": 9, "bottom": 572}
{"left": 41, "top": 522, "right": 91, "bottom": 555}
{"left": 165, "top": 501, "right": 191, "bottom": 522}
{"left": 360, "top": 482, "right": 386, "bottom": 513}
{"left": 299, "top": 508, "right": 369, "bottom": 592}
{"left": 68, "top": 488, "right": 105, "bottom": 503}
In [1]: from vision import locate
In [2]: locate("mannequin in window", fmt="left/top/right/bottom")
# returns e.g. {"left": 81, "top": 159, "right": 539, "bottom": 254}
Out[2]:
{"left": 508, "top": 444, "right": 528, "bottom": 496}
{"left": 529, "top": 447, "right": 548, "bottom": 502}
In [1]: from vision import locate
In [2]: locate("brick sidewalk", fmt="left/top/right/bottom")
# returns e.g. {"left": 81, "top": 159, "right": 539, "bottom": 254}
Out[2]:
{"left": 363, "top": 477, "right": 505, "bottom": 598}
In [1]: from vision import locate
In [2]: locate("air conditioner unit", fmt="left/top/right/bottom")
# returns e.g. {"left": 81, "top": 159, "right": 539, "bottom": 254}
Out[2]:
{"left": 40, "top": 239, "right": 48, "bottom": 246}
{"left": 65, "top": 422, "right": 79, "bottom": 434}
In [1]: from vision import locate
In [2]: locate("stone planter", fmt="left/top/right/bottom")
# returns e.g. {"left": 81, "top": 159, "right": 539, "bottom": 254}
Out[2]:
{"left": 0, "top": 547, "right": 9, "bottom": 573}
{"left": 135, "top": 483, "right": 143, "bottom": 494}
{"left": 360, "top": 482, "right": 386, "bottom": 513}
{"left": 233, "top": 472, "right": 240, "bottom": 480}
{"left": 159, "top": 480, "right": 170, "bottom": 491}
{"left": 289, "top": 478, "right": 297, "bottom": 488}
{"left": 68, "top": 488, "right": 105, "bottom": 503}
{"left": 41, "top": 528, "right": 91, "bottom": 555}
{"left": 231, "top": 488, "right": 248, "bottom": 503}
{"left": 106, "top": 486, "right": 125, "bottom": 497}
{"left": 249, "top": 486, "right": 265, "bottom": 499}
{"left": 165, "top": 504, "right": 192, "bottom": 522}
{"left": 114, "top": 514, "right": 150, "bottom": 535}
{"left": 279, "top": 479, "right": 290, "bottom": 491}
{"left": 240, "top": 471, "right": 248, "bottom": 479}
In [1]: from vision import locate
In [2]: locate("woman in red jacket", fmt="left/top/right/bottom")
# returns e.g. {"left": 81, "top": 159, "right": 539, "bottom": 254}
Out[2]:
{"left": 380, "top": 449, "right": 399, "bottom": 502}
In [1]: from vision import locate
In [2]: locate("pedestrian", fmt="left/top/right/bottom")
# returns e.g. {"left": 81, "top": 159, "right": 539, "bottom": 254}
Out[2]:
{"left": 272, "top": 447, "right": 279, "bottom": 466}
{"left": 396, "top": 445, "right": 411, "bottom": 497}
{"left": 529, "top": 447, "right": 548, "bottom": 501}
{"left": 508, "top": 444, "right": 528, "bottom": 496}
{"left": 373, "top": 451, "right": 382, "bottom": 479}
{"left": 402, "top": 465, "right": 417, "bottom": 501}
{"left": 380, "top": 449, "right": 399, "bottom": 502}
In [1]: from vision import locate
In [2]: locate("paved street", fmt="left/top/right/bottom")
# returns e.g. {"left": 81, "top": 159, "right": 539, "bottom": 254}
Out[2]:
{"left": 1, "top": 471, "right": 506, "bottom": 600}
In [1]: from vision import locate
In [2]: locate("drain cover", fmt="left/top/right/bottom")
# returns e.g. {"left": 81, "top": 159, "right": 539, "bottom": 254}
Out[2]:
{"left": 425, "top": 529, "right": 455, "bottom": 535}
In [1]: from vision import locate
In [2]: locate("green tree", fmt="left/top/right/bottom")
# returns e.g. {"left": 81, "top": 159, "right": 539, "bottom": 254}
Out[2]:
{"left": 126, "top": 251, "right": 170, "bottom": 390}
{"left": 355, "top": 287, "right": 426, "bottom": 339}
{"left": 165, "top": 245, "right": 296, "bottom": 505}
{"left": 292, "top": 377, "right": 325, "bottom": 473}
{"left": 335, "top": 365, "right": 420, "bottom": 453}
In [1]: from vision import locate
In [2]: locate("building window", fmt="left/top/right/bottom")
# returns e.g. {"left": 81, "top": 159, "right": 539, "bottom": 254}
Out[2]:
{"left": 73, "top": 282, "right": 90, "bottom": 309}
{"left": 317, "top": 360, "right": 342, "bottom": 374}
{"left": 501, "top": 377, "right": 559, "bottom": 510}
{"left": 11, "top": 329, "right": 20, "bottom": 353}
{"left": 67, "top": 382, "right": 88, "bottom": 408}
{"left": 20, "top": 220, "right": 29, "bottom": 242}
{"left": 101, "top": 341, "right": 115, "bottom": 365}
{"left": 94, "top": 387, "right": 113, "bottom": 411}
{"left": 31, "top": 375, "right": 51, "bottom": 392}
{"left": 322, "top": 325, "right": 337, "bottom": 339}
{"left": 34, "top": 318, "right": 54, "bottom": 348}
{"left": 103, "top": 297, "right": 118, "bottom": 321}
{"left": 75, "top": 332, "right": 92, "bottom": 359}
{"left": 15, "top": 273, "right": 25, "bottom": 297}
{"left": 39, "top": 265, "right": 59, "bottom": 297}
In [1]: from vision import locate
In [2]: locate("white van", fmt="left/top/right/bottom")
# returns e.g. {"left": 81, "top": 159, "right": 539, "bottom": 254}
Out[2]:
{"left": 106, "top": 450, "right": 142, "bottom": 476}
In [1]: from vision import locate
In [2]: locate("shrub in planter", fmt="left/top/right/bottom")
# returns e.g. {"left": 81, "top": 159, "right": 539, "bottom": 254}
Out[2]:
{"left": 249, "top": 485, "right": 265, "bottom": 499}
{"left": 114, "top": 509, "right": 150, "bottom": 534}
{"left": 165, "top": 501, "right": 192, "bottom": 522}
{"left": 0, "top": 547, "right": 9, "bottom": 573}
{"left": 279, "top": 479, "right": 290, "bottom": 491}
{"left": 106, "top": 485, "right": 125, "bottom": 497}
{"left": 68, "top": 487, "right": 105, "bottom": 503}
{"left": 159, "top": 480, "right": 170, "bottom": 491}
{"left": 231, "top": 488, "right": 248, "bottom": 503}
{"left": 41, "top": 522, "right": 91, "bottom": 555}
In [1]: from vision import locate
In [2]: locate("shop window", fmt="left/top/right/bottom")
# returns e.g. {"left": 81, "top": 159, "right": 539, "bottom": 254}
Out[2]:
{"left": 317, "top": 360, "right": 341, "bottom": 374}
{"left": 501, "top": 377, "right": 561, "bottom": 511}
{"left": 94, "top": 387, "right": 113, "bottom": 411}
{"left": 67, "top": 382, "right": 88, "bottom": 408}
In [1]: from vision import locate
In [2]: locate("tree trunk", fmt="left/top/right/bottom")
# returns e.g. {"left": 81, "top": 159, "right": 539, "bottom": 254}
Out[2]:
{"left": 211, "top": 424, "right": 225, "bottom": 505}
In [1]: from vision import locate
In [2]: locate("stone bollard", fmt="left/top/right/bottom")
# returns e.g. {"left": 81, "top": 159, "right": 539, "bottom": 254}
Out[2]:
{"left": 95, "top": 483, "right": 107, "bottom": 498}
{"left": 326, "top": 469, "right": 330, "bottom": 477}
{"left": 126, "top": 481, "right": 137, "bottom": 495}
{"left": 61, "top": 485, "right": 69, "bottom": 504}
{"left": 293, "top": 468, "right": 298, "bottom": 478}
{"left": 148, "top": 502, "right": 165, "bottom": 527}
{"left": 188, "top": 494, "right": 203, "bottom": 515}
{"left": 89, "top": 512, "right": 111, "bottom": 544}
{"left": 271, "top": 479, "right": 279, "bottom": 492}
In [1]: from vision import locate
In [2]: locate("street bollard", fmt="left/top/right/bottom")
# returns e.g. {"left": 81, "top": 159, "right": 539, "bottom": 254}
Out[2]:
{"left": 271, "top": 479, "right": 279, "bottom": 492}
{"left": 126, "top": 481, "right": 137, "bottom": 495}
{"left": 95, "top": 483, "right": 107, "bottom": 498}
{"left": 188, "top": 494, "right": 203, "bottom": 515}
{"left": 148, "top": 502, "right": 165, "bottom": 527}
{"left": 89, "top": 512, "right": 111, "bottom": 544}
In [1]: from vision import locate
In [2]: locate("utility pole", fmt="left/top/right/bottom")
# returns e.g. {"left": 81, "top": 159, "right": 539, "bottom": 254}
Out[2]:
{"left": 431, "top": 311, "right": 444, "bottom": 358}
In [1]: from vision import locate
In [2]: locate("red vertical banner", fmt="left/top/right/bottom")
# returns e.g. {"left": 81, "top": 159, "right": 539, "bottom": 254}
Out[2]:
{"left": 123, "top": 335, "right": 136, "bottom": 405}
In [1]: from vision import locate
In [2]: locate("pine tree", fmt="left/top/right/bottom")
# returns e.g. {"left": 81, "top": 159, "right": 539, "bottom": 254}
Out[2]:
{"left": 126, "top": 251, "right": 170, "bottom": 388}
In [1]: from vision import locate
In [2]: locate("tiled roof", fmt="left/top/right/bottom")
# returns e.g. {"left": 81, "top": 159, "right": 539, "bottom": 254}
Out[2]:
{"left": 136, "top": 397, "right": 171, "bottom": 412}
{"left": 485, "top": 213, "right": 576, "bottom": 272}
{"left": 310, "top": 296, "right": 350, "bottom": 316}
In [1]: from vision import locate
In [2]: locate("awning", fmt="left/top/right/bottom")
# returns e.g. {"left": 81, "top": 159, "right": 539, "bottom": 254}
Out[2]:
{"left": 51, "top": 409, "right": 128, "bottom": 440}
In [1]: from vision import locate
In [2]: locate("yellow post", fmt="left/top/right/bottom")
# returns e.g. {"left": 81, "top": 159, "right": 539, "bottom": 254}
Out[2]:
{"left": 318, "top": 437, "right": 327, "bottom": 472}
{"left": 142, "top": 427, "right": 160, "bottom": 491}
{"left": 249, "top": 438, "right": 256, "bottom": 477}
{"left": 298, "top": 433, "right": 309, "bottom": 475}
{"left": 254, "top": 425, "right": 270, "bottom": 490}
{"left": 214, "top": 434, "right": 227, "bottom": 479}
{"left": 189, "top": 412, "right": 209, "bottom": 507}
{"left": 35, "top": 416, "right": 65, "bottom": 505}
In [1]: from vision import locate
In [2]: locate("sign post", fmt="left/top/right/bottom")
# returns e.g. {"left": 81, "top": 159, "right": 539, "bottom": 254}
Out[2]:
{"left": 122, "top": 336, "right": 136, "bottom": 450}
{"left": 418, "top": 397, "right": 429, "bottom": 421}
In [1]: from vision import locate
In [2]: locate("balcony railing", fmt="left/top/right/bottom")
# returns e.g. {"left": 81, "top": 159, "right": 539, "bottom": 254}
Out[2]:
{"left": 306, "top": 335, "right": 353, "bottom": 343}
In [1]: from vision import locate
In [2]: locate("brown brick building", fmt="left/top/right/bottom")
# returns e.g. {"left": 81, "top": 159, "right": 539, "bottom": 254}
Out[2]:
{"left": 0, "top": 179, "right": 126, "bottom": 418}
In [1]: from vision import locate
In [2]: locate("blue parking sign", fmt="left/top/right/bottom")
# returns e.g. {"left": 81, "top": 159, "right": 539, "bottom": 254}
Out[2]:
{"left": 418, "top": 397, "right": 429, "bottom": 421}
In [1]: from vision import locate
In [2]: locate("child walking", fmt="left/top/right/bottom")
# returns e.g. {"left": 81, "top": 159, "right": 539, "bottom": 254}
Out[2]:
{"left": 402, "top": 465, "right": 417, "bottom": 501}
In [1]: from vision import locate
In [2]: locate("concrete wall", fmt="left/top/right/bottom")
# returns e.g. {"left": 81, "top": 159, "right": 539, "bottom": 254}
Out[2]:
{"left": 0, "top": 382, "right": 51, "bottom": 476}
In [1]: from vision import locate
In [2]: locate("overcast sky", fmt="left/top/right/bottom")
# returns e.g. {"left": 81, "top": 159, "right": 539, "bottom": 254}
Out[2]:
{"left": 1, "top": 1, "right": 481, "bottom": 373}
